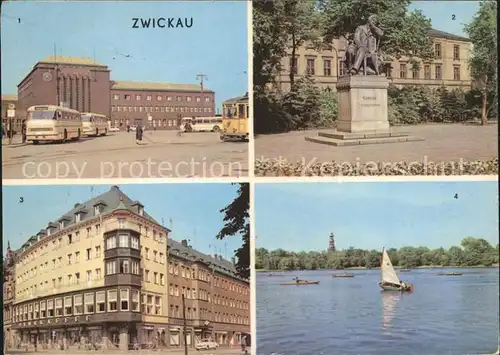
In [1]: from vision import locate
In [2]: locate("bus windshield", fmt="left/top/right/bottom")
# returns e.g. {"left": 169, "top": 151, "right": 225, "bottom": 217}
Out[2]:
{"left": 29, "top": 110, "right": 56, "bottom": 120}
{"left": 82, "top": 115, "right": 92, "bottom": 122}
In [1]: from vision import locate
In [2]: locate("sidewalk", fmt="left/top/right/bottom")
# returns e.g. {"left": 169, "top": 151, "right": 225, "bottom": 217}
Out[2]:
{"left": 5, "top": 347, "right": 250, "bottom": 354}
{"left": 2, "top": 136, "right": 25, "bottom": 146}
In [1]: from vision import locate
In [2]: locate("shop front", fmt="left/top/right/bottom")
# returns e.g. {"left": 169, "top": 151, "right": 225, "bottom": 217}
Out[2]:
{"left": 169, "top": 327, "right": 181, "bottom": 347}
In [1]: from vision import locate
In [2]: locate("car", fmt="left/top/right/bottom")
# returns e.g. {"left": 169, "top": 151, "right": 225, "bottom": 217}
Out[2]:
{"left": 109, "top": 127, "right": 120, "bottom": 132}
{"left": 195, "top": 339, "right": 219, "bottom": 350}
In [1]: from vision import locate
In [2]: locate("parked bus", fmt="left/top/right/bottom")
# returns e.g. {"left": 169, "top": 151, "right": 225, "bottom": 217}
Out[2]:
{"left": 180, "top": 116, "right": 222, "bottom": 132}
{"left": 219, "top": 93, "right": 249, "bottom": 142}
{"left": 81, "top": 112, "right": 109, "bottom": 137}
{"left": 26, "top": 105, "right": 82, "bottom": 144}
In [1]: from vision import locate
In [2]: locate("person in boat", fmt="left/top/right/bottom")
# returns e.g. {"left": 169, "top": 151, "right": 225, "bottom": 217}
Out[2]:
{"left": 294, "top": 276, "right": 301, "bottom": 283}
{"left": 399, "top": 281, "right": 408, "bottom": 289}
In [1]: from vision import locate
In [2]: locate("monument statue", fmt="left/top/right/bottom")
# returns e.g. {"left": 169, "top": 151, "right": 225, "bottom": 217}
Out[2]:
{"left": 342, "top": 14, "right": 384, "bottom": 75}
{"left": 305, "top": 14, "right": 423, "bottom": 145}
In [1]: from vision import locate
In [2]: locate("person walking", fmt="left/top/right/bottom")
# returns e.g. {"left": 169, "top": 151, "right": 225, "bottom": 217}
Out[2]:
{"left": 21, "top": 120, "right": 27, "bottom": 144}
{"left": 136, "top": 125, "right": 143, "bottom": 144}
{"left": 240, "top": 335, "right": 247, "bottom": 352}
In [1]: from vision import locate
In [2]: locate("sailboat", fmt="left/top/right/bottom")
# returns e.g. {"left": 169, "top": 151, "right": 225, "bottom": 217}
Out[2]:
{"left": 378, "top": 248, "right": 413, "bottom": 292}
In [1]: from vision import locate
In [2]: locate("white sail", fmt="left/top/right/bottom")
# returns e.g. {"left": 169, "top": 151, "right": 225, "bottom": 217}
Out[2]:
{"left": 380, "top": 248, "right": 400, "bottom": 284}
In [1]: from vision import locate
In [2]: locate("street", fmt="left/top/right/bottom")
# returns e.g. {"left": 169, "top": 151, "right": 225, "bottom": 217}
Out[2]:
{"left": 2, "top": 131, "right": 248, "bottom": 179}
{"left": 5, "top": 348, "right": 249, "bottom": 355}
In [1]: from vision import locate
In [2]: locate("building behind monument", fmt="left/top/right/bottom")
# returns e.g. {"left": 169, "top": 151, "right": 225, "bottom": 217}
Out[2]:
{"left": 276, "top": 29, "right": 472, "bottom": 92}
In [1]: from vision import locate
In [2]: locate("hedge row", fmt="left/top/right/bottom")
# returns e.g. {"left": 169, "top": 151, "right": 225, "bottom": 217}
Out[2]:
{"left": 255, "top": 157, "right": 498, "bottom": 176}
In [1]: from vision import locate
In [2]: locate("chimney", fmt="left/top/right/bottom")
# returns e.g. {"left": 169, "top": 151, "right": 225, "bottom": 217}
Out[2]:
{"left": 181, "top": 239, "right": 188, "bottom": 247}
{"left": 74, "top": 203, "right": 81, "bottom": 209}
{"left": 219, "top": 255, "right": 223, "bottom": 261}
{"left": 214, "top": 253, "right": 218, "bottom": 259}
{"left": 231, "top": 257, "right": 236, "bottom": 264}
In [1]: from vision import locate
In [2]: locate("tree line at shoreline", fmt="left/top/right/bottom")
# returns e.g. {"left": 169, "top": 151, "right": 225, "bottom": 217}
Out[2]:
{"left": 255, "top": 237, "right": 499, "bottom": 270}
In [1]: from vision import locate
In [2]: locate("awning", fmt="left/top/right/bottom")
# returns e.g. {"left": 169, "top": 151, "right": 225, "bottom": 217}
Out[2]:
{"left": 215, "top": 331, "right": 228, "bottom": 335}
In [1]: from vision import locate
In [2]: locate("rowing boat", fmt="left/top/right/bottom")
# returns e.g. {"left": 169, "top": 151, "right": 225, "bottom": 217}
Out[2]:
{"left": 437, "top": 272, "right": 462, "bottom": 276}
{"left": 331, "top": 273, "right": 354, "bottom": 278}
{"left": 280, "top": 281, "right": 320, "bottom": 285}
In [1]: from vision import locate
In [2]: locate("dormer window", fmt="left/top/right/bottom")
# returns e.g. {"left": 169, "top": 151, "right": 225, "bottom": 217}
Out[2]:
{"left": 47, "top": 229, "right": 51, "bottom": 236}
{"left": 94, "top": 206, "right": 101, "bottom": 215}
{"left": 76, "top": 213, "right": 81, "bottom": 223}
{"left": 59, "top": 221, "right": 64, "bottom": 230}
{"left": 139, "top": 206, "right": 144, "bottom": 216}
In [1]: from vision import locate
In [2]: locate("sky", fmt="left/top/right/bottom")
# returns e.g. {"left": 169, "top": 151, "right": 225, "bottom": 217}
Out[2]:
{"left": 255, "top": 181, "right": 499, "bottom": 252}
{"left": 0, "top": 1, "right": 248, "bottom": 110}
{"left": 409, "top": 1, "right": 482, "bottom": 37}
{"left": 2, "top": 183, "right": 245, "bottom": 260}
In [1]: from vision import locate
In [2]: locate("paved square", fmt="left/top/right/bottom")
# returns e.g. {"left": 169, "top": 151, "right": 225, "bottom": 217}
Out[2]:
{"left": 255, "top": 123, "right": 498, "bottom": 175}
{"left": 2, "top": 131, "right": 248, "bottom": 179}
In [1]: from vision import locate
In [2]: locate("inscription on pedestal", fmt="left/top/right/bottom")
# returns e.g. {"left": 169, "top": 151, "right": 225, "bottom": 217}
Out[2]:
{"left": 359, "top": 96, "right": 381, "bottom": 108}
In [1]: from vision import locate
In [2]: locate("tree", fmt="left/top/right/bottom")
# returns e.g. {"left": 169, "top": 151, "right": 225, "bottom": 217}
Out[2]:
{"left": 282, "top": 0, "right": 322, "bottom": 89}
{"left": 216, "top": 183, "right": 250, "bottom": 279}
{"left": 464, "top": 1, "right": 497, "bottom": 125}
{"left": 318, "top": 0, "right": 434, "bottom": 65}
{"left": 253, "top": 0, "right": 289, "bottom": 92}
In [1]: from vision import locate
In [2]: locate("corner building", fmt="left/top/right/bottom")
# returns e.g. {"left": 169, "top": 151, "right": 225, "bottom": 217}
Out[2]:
{"left": 9, "top": 186, "right": 250, "bottom": 350}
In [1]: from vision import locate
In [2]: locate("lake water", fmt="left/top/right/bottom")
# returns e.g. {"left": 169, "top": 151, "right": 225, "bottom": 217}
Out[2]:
{"left": 256, "top": 268, "right": 499, "bottom": 355}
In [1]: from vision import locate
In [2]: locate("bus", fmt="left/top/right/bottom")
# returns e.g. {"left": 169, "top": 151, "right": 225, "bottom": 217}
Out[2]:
{"left": 219, "top": 93, "right": 249, "bottom": 142}
{"left": 180, "top": 116, "right": 223, "bottom": 132}
{"left": 26, "top": 105, "right": 82, "bottom": 144}
{"left": 81, "top": 112, "right": 109, "bottom": 137}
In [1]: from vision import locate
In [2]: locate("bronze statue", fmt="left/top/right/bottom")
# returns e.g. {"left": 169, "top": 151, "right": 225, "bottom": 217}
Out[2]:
{"left": 342, "top": 15, "right": 384, "bottom": 75}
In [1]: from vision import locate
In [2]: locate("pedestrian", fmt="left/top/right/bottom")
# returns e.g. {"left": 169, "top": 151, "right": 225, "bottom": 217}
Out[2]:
{"left": 240, "top": 335, "right": 247, "bottom": 352}
{"left": 136, "top": 125, "right": 143, "bottom": 144}
{"left": 127, "top": 124, "right": 130, "bottom": 133}
{"left": 21, "top": 120, "right": 27, "bottom": 144}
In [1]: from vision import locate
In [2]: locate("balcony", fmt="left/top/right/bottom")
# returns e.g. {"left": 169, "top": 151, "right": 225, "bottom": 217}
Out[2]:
{"left": 104, "top": 247, "right": 140, "bottom": 260}
{"left": 104, "top": 273, "right": 142, "bottom": 287}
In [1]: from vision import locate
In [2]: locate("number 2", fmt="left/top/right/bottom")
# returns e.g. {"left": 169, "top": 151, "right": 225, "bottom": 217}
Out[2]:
{"left": 452, "top": 14, "right": 456, "bottom": 20}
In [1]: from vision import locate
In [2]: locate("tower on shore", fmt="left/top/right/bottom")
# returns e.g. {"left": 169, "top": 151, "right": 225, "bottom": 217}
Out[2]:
{"left": 328, "top": 233, "right": 336, "bottom": 252}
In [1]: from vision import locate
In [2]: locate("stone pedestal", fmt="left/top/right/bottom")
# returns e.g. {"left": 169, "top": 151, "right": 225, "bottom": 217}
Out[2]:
{"left": 337, "top": 75, "right": 390, "bottom": 132}
{"left": 305, "top": 75, "right": 423, "bottom": 146}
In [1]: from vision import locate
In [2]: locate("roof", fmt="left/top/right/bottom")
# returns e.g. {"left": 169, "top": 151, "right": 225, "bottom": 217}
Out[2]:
{"left": 38, "top": 55, "right": 107, "bottom": 67}
{"left": 223, "top": 93, "right": 248, "bottom": 104}
{"left": 111, "top": 80, "right": 213, "bottom": 93}
{"left": 27, "top": 105, "right": 80, "bottom": 113}
{"left": 1, "top": 94, "right": 17, "bottom": 101}
{"left": 17, "top": 185, "right": 158, "bottom": 251}
{"left": 429, "top": 28, "right": 470, "bottom": 42}
{"left": 167, "top": 238, "right": 244, "bottom": 281}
